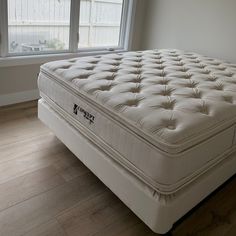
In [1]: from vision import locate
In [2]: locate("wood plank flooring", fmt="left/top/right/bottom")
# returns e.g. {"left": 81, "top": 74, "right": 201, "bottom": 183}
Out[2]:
{"left": 0, "top": 100, "right": 236, "bottom": 236}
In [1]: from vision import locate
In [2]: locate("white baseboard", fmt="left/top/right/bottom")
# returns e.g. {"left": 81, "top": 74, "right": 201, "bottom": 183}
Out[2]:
{"left": 0, "top": 89, "right": 40, "bottom": 107}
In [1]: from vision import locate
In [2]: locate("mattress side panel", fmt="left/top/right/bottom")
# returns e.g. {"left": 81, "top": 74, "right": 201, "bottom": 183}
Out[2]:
{"left": 38, "top": 72, "right": 236, "bottom": 192}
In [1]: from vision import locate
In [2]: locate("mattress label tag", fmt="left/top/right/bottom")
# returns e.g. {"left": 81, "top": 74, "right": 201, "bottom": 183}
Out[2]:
{"left": 73, "top": 104, "right": 95, "bottom": 124}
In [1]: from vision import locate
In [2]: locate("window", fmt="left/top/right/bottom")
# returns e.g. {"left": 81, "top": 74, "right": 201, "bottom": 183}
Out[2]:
{"left": 0, "top": 0, "right": 135, "bottom": 58}
{"left": 8, "top": 0, "right": 71, "bottom": 54}
{"left": 79, "top": 0, "right": 123, "bottom": 48}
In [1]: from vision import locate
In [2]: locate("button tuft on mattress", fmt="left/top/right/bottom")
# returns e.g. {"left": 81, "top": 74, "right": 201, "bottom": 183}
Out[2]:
{"left": 223, "top": 96, "right": 233, "bottom": 104}
{"left": 185, "top": 81, "right": 199, "bottom": 88}
{"left": 207, "top": 76, "right": 218, "bottom": 82}
{"left": 125, "top": 99, "right": 139, "bottom": 107}
{"left": 198, "top": 103, "right": 209, "bottom": 115}
{"left": 161, "top": 100, "right": 176, "bottom": 110}
{"left": 214, "top": 84, "right": 224, "bottom": 91}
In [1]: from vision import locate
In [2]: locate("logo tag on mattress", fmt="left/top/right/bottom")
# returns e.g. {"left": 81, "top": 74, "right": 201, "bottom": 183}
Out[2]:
{"left": 73, "top": 104, "right": 95, "bottom": 124}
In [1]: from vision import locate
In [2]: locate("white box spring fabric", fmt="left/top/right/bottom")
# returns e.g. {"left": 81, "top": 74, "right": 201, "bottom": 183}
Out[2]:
{"left": 38, "top": 49, "right": 236, "bottom": 194}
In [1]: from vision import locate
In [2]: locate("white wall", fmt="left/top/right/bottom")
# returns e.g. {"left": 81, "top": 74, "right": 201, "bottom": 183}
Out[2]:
{"left": 142, "top": 0, "right": 236, "bottom": 63}
{"left": 130, "top": 0, "right": 147, "bottom": 50}
{"left": 0, "top": 65, "right": 40, "bottom": 106}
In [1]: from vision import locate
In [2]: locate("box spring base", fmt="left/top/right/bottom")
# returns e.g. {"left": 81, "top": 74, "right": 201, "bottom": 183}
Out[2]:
{"left": 38, "top": 98, "right": 236, "bottom": 234}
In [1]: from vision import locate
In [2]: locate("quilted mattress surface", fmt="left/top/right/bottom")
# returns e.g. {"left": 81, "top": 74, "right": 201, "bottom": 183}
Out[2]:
{"left": 38, "top": 49, "right": 236, "bottom": 193}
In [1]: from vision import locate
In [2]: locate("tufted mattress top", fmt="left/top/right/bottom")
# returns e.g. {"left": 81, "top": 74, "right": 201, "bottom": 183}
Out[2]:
{"left": 39, "top": 49, "right": 236, "bottom": 193}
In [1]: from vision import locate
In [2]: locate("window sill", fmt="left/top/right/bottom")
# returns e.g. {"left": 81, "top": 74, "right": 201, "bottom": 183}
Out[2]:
{"left": 0, "top": 49, "right": 127, "bottom": 67}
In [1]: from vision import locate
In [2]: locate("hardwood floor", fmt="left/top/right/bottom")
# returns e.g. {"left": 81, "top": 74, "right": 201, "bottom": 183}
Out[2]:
{"left": 0, "top": 101, "right": 235, "bottom": 236}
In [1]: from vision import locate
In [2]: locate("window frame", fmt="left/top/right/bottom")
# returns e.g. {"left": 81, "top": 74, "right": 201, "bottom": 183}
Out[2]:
{"left": 0, "top": 0, "right": 8, "bottom": 57}
{"left": 0, "top": 0, "right": 136, "bottom": 66}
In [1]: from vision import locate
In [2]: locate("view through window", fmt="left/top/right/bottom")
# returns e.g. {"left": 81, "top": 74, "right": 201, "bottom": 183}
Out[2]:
{"left": 7, "top": 0, "right": 124, "bottom": 54}
{"left": 8, "top": 0, "right": 71, "bottom": 53}
{"left": 79, "top": 0, "right": 123, "bottom": 48}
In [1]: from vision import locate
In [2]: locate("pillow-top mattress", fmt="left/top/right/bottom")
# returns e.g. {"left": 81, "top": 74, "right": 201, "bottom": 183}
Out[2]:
{"left": 38, "top": 49, "right": 236, "bottom": 194}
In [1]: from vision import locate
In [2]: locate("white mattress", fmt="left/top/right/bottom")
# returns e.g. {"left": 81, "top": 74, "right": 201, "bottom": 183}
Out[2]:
{"left": 38, "top": 49, "right": 236, "bottom": 194}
